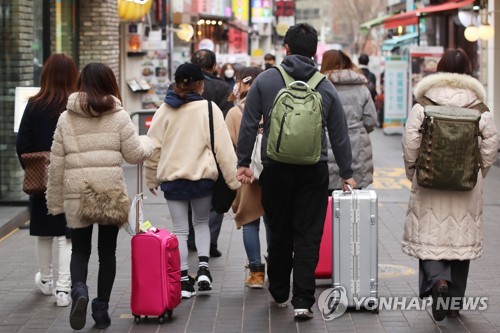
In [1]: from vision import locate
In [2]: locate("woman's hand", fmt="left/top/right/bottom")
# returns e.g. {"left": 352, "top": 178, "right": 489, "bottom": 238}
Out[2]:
{"left": 236, "top": 167, "right": 254, "bottom": 184}
{"left": 149, "top": 187, "right": 158, "bottom": 196}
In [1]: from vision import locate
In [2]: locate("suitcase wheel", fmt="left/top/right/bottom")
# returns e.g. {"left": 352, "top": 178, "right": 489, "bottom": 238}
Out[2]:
{"left": 133, "top": 315, "right": 141, "bottom": 324}
{"left": 158, "top": 309, "right": 173, "bottom": 324}
{"left": 366, "top": 300, "right": 379, "bottom": 314}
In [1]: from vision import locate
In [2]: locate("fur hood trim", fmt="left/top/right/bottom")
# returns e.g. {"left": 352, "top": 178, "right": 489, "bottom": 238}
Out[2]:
{"left": 414, "top": 72, "right": 486, "bottom": 102}
{"left": 327, "top": 69, "right": 368, "bottom": 85}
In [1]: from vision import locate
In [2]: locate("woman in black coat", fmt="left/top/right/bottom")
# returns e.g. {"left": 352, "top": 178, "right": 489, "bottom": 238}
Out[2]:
{"left": 16, "top": 53, "right": 78, "bottom": 307}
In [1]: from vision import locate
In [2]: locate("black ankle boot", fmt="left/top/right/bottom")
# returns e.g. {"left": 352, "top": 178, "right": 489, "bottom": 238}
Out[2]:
{"left": 91, "top": 298, "right": 111, "bottom": 329}
{"left": 70, "top": 282, "right": 89, "bottom": 330}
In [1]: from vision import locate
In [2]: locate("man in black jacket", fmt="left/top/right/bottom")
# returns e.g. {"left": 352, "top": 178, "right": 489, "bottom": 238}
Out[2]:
{"left": 188, "top": 49, "right": 233, "bottom": 257}
{"left": 236, "top": 23, "right": 355, "bottom": 319}
{"left": 191, "top": 49, "right": 233, "bottom": 116}
{"left": 358, "top": 53, "right": 377, "bottom": 102}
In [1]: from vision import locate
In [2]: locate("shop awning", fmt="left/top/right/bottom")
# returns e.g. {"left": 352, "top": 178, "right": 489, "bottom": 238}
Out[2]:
{"left": 384, "top": 0, "right": 475, "bottom": 29}
{"left": 382, "top": 32, "right": 419, "bottom": 51}
{"left": 359, "top": 14, "right": 394, "bottom": 32}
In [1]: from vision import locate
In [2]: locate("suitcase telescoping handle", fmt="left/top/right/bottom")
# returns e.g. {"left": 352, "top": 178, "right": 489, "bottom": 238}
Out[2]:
{"left": 136, "top": 163, "right": 143, "bottom": 235}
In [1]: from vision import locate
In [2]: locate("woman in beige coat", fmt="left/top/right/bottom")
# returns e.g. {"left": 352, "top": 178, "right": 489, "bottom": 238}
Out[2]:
{"left": 402, "top": 49, "right": 498, "bottom": 321}
{"left": 46, "top": 63, "right": 153, "bottom": 330}
{"left": 225, "top": 66, "right": 270, "bottom": 288}
{"left": 145, "top": 63, "right": 239, "bottom": 299}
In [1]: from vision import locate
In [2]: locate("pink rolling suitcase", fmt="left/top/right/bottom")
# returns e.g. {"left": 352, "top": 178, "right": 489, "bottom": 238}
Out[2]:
{"left": 130, "top": 164, "right": 181, "bottom": 324}
{"left": 315, "top": 196, "right": 333, "bottom": 278}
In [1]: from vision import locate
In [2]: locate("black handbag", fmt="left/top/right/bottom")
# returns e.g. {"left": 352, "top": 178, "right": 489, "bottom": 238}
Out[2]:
{"left": 208, "top": 101, "right": 236, "bottom": 214}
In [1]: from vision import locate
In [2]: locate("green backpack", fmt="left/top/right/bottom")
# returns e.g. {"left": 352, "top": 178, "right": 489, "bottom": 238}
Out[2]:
{"left": 266, "top": 65, "right": 325, "bottom": 165}
{"left": 414, "top": 96, "right": 489, "bottom": 191}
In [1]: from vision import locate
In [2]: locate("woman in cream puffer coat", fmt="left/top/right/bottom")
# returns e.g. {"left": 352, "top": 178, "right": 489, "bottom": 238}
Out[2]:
{"left": 402, "top": 49, "right": 498, "bottom": 321}
{"left": 145, "top": 63, "right": 239, "bottom": 300}
{"left": 46, "top": 63, "right": 153, "bottom": 330}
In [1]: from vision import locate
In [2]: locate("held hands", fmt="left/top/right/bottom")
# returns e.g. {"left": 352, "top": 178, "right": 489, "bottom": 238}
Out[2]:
{"left": 342, "top": 178, "right": 356, "bottom": 192}
{"left": 236, "top": 167, "right": 254, "bottom": 184}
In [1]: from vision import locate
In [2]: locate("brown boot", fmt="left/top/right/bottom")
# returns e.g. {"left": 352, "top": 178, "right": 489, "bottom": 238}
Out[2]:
{"left": 245, "top": 264, "right": 265, "bottom": 289}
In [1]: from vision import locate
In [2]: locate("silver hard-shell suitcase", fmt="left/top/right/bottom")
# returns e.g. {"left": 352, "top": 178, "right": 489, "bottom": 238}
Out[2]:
{"left": 332, "top": 188, "right": 378, "bottom": 311}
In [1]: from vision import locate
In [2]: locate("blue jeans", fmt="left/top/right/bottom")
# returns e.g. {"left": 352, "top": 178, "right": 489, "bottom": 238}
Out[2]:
{"left": 242, "top": 215, "right": 270, "bottom": 265}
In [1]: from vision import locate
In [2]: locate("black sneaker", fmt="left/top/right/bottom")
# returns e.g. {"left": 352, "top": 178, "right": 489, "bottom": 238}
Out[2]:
{"left": 195, "top": 267, "right": 213, "bottom": 292}
{"left": 210, "top": 245, "right": 222, "bottom": 257}
{"left": 181, "top": 276, "right": 196, "bottom": 299}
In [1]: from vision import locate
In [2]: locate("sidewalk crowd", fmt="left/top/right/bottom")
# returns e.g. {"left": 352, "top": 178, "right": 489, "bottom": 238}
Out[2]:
{"left": 1, "top": 22, "right": 499, "bottom": 332}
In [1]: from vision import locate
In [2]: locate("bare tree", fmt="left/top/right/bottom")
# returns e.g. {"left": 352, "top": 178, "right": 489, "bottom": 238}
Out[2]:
{"left": 329, "top": 0, "right": 386, "bottom": 54}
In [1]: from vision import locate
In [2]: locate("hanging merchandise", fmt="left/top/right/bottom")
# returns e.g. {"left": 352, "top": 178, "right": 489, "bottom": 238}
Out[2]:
{"left": 118, "top": 0, "right": 153, "bottom": 22}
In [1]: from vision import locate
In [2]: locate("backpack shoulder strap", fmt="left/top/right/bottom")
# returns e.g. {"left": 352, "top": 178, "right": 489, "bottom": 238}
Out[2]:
{"left": 276, "top": 65, "right": 294, "bottom": 87}
{"left": 469, "top": 102, "right": 490, "bottom": 114}
{"left": 306, "top": 71, "right": 325, "bottom": 90}
{"left": 416, "top": 96, "right": 436, "bottom": 107}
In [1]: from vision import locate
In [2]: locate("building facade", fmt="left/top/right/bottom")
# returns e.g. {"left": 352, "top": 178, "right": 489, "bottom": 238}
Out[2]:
{"left": 0, "top": 0, "right": 120, "bottom": 203}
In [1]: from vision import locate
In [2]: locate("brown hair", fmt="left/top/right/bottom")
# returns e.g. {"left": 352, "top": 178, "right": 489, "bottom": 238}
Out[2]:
{"left": 320, "top": 49, "right": 361, "bottom": 75}
{"left": 29, "top": 53, "right": 78, "bottom": 117}
{"left": 229, "top": 66, "right": 263, "bottom": 102}
{"left": 77, "top": 63, "right": 122, "bottom": 116}
{"left": 436, "top": 48, "right": 472, "bottom": 75}
{"left": 174, "top": 80, "right": 204, "bottom": 99}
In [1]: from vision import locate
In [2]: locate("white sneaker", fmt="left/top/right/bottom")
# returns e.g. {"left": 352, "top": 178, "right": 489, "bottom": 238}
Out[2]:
{"left": 275, "top": 301, "right": 288, "bottom": 308}
{"left": 55, "top": 291, "right": 71, "bottom": 307}
{"left": 35, "top": 272, "right": 53, "bottom": 295}
{"left": 294, "top": 308, "right": 314, "bottom": 319}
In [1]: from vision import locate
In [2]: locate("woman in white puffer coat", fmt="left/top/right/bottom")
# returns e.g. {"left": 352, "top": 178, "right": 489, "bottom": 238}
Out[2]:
{"left": 47, "top": 63, "right": 153, "bottom": 330}
{"left": 402, "top": 49, "right": 498, "bottom": 321}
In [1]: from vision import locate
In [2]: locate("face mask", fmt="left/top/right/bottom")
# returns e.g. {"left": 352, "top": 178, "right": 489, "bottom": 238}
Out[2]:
{"left": 225, "top": 69, "right": 235, "bottom": 79}
{"left": 264, "top": 63, "right": 272, "bottom": 70}
{"left": 232, "top": 83, "right": 240, "bottom": 99}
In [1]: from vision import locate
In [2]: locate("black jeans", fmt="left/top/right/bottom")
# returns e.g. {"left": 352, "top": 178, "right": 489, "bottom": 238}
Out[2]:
{"left": 70, "top": 224, "right": 119, "bottom": 302}
{"left": 260, "top": 162, "right": 329, "bottom": 309}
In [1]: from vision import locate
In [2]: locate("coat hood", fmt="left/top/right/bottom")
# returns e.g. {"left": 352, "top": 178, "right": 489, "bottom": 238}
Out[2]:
{"left": 280, "top": 55, "right": 318, "bottom": 81}
{"left": 66, "top": 92, "right": 123, "bottom": 117}
{"left": 327, "top": 69, "right": 368, "bottom": 85}
{"left": 414, "top": 72, "right": 486, "bottom": 107}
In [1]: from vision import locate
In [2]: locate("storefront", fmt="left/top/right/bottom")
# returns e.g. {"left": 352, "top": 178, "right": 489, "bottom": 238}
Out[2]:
{"left": 0, "top": 0, "right": 119, "bottom": 203}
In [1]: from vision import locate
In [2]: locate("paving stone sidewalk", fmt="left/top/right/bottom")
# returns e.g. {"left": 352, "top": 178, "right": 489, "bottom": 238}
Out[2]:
{"left": 0, "top": 128, "right": 499, "bottom": 332}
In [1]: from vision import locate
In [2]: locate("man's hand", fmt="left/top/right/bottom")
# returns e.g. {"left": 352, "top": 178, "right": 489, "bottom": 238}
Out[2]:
{"left": 341, "top": 178, "right": 356, "bottom": 192}
{"left": 149, "top": 187, "right": 158, "bottom": 196}
{"left": 236, "top": 166, "right": 254, "bottom": 184}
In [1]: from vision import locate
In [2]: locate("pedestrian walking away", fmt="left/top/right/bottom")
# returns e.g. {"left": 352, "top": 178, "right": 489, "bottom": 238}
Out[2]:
{"left": 145, "top": 63, "right": 240, "bottom": 300}
{"left": 358, "top": 53, "right": 377, "bottom": 102}
{"left": 401, "top": 48, "right": 498, "bottom": 322}
{"left": 188, "top": 49, "right": 234, "bottom": 257}
{"left": 16, "top": 53, "right": 78, "bottom": 308}
{"left": 225, "top": 66, "right": 271, "bottom": 289}
{"left": 46, "top": 63, "right": 153, "bottom": 330}
{"left": 320, "top": 49, "right": 377, "bottom": 191}
{"left": 236, "top": 23, "right": 356, "bottom": 320}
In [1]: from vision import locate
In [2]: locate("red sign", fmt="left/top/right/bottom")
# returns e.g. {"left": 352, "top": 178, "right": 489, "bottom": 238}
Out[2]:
{"left": 145, "top": 116, "right": 153, "bottom": 129}
{"left": 275, "top": 0, "right": 294, "bottom": 17}
{"left": 228, "top": 27, "right": 248, "bottom": 54}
